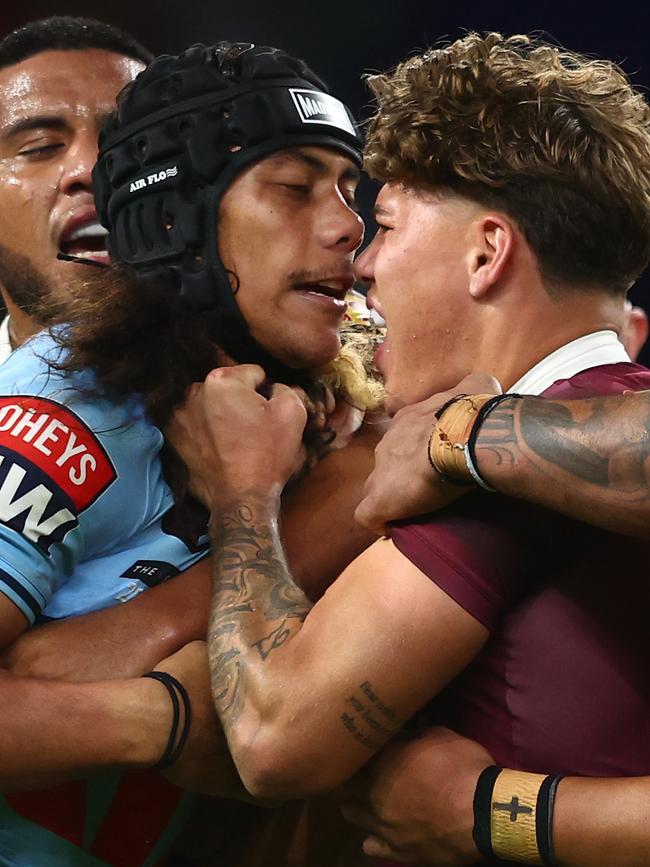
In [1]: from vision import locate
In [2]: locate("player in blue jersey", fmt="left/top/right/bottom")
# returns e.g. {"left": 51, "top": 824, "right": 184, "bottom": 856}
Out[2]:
{"left": 0, "top": 17, "right": 215, "bottom": 866}
{"left": 0, "top": 21, "right": 380, "bottom": 867}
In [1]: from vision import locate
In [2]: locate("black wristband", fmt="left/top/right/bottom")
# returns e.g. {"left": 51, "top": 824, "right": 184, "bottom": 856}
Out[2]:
{"left": 472, "top": 765, "right": 502, "bottom": 858}
{"left": 466, "top": 394, "right": 522, "bottom": 489}
{"left": 536, "top": 774, "right": 564, "bottom": 867}
{"left": 434, "top": 393, "right": 469, "bottom": 421}
{"left": 143, "top": 670, "right": 192, "bottom": 770}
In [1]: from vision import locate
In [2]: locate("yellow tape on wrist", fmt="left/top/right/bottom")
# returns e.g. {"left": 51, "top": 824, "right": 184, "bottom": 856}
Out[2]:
{"left": 428, "top": 394, "right": 494, "bottom": 483}
{"left": 490, "top": 769, "right": 546, "bottom": 864}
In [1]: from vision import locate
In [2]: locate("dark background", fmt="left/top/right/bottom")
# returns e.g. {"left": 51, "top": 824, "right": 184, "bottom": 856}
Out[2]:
{"left": 2, "top": 1, "right": 650, "bottom": 354}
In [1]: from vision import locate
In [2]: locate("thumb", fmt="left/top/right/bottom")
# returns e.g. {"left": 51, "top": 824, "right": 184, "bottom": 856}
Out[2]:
{"left": 454, "top": 372, "right": 502, "bottom": 396}
{"left": 362, "top": 835, "right": 402, "bottom": 860}
{"left": 271, "top": 382, "right": 309, "bottom": 421}
{"left": 206, "top": 364, "right": 267, "bottom": 390}
{"left": 354, "top": 496, "right": 389, "bottom": 537}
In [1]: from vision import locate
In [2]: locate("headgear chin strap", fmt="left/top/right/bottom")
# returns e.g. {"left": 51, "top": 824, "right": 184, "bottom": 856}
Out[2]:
{"left": 93, "top": 42, "right": 363, "bottom": 375}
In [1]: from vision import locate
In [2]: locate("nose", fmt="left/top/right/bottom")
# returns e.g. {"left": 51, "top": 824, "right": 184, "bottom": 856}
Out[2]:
{"left": 59, "top": 131, "right": 97, "bottom": 196}
{"left": 320, "top": 192, "right": 365, "bottom": 254}
{"left": 353, "top": 234, "right": 378, "bottom": 286}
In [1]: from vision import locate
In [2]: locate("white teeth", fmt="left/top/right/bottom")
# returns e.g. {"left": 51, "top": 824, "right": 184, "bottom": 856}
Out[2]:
{"left": 303, "top": 282, "right": 344, "bottom": 298}
{"left": 62, "top": 251, "right": 110, "bottom": 262}
{"left": 306, "top": 291, "right": 346, "bottom": 307}
{"left": 68, "top": 221, "right": 108, "bottom": 241}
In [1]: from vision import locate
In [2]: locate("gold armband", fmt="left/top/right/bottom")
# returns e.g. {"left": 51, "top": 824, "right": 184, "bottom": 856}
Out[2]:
{"left": 473, "top": 766, "right": 564, "bottom": 865}
{"left": 428, "top": 394, "right": 496, "bottom": 484}
{"left": 491, "top": 769, "right": 546, "bottom": 863}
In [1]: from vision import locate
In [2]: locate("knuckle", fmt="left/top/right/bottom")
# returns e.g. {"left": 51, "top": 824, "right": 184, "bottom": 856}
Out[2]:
{"left": 205, "top": 367, "right": 228, "bottom": 385}
{"left": 244, "top": 363, "right": 265, "bottom": 378}
{"left": 184, "top": 382, "right": 203, "bottom": 401}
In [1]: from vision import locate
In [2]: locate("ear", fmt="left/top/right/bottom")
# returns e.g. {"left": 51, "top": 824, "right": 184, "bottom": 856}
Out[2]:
{"left": 621, "top": 302, "right": 649, "bottom": 361}
{"left": 467, "top": 213, "right": 514, "bottom": 299}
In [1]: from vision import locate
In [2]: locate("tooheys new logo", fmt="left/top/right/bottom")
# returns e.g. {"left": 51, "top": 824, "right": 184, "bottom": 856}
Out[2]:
{"left": 289, "top": 88, "right": 356, "bottom": 136}
{"left": 0, "top": 397, "right": 117, "bottom": 553}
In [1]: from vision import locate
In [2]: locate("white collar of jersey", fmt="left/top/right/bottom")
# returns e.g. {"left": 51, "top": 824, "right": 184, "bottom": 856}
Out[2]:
{"left": 510, "top": 330, "right": 630, "bottom": 396}
{"left": 0, "top": 315, "right": 12, "bottom": 365}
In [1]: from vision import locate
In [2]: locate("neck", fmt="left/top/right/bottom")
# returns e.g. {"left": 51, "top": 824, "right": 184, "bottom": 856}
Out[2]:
{"left": 0, "top": 291, "right": 41, "bottom": 350}
{"left": 471, "top": 286, "right": 625, "bottom": 391}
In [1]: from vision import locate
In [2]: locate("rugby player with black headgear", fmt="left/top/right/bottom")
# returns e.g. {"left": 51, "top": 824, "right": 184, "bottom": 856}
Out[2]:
{"left": 62, "top": 39, "right": 375, "bottom": 390}
{"left": 0, "top": 32, "right": 382, "bottom": 867}
{"left": 50, "top": 39, "right": 384, "bottom": 583}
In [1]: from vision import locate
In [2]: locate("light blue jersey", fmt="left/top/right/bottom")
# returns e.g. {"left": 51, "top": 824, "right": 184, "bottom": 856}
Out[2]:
{"left": 0, "top": 331, "right": 206, "bottom": 866}
{"left": 0, "top": 331, "right": 207, "bottom": 624}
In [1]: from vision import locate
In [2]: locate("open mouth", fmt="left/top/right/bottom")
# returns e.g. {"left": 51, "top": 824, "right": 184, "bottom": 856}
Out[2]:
{"left": 59, "top": 220, "right": 110, "bottom": 266}
{"left": 294, "top": 279, "right": 352, "bottom": 310}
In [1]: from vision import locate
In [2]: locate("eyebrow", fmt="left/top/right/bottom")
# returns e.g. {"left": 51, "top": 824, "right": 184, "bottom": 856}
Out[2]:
{"left": 270, "top": 148, "right": 361, "bottom": 183}
{"left": 1, "top": 115, "right": 69, "bottom": 140}
{"left": 373, "top": 205, "right": 391, "bottom": 218}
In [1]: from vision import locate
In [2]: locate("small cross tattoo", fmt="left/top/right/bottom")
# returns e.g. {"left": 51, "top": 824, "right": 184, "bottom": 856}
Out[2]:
{"left": 493, "top": 797, "right": 533, "bottom": 822}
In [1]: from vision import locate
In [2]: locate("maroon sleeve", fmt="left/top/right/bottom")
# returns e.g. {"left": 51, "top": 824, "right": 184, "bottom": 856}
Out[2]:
{"left": 542, "top": 362, "right": 650, "bottom": 398}
{"left": 392, "top": 363, "right": 650, "bottom": 632}
{"left": 391, "top": 496, "right": 546, "bottom": 630}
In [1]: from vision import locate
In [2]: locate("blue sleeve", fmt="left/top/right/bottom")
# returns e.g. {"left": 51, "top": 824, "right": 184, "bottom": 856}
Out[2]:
{"left": 0, "top": 333, "right": 165, "bottom": 623}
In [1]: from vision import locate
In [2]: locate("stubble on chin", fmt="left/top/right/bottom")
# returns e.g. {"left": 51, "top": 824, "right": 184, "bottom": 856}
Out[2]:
{"left": 0, "top": 243, "right": 60, "bottom": 323}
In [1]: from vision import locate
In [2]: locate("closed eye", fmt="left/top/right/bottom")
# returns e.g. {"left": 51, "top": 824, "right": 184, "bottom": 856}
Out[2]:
{"left": 342, "top": 193, "right": 360, "bottom": 213}
{"left": 18, "top": 142, "right": 65, "bottom": 158}
{"left": 279, "top": 183, "right": 310, "bottom": 194}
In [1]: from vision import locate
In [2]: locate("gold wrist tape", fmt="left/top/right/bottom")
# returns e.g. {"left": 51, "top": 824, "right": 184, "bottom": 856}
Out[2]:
{"left": 428, "top": 394, "right": 495, "bottom": 482}
{"left": 491, "top": 769, "right": 546, "bottom": 864}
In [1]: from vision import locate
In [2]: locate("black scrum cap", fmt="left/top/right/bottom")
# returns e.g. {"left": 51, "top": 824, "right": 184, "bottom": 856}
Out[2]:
{"left": 93, "top": 42, "right": 362, "bottom": 371}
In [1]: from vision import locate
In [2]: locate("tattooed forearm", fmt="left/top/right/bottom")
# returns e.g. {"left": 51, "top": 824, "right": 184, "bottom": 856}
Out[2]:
{"left": 473, "top": 391, "right": 650, "bottom": 537}
{"left": 208, "top": 493, "right": 312, "bottom": 726}
{"left": 477, "top": 395, "right": 613, "bottom": 483}
{"left": 340, "top": 680, "right": 400, "bottom": 751}
{"left": 518, "top": 397, "right": 619, "bottom": 486}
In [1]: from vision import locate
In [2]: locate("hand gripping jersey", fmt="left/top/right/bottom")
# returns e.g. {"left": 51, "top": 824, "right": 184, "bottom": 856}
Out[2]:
{"left": 0, "top": 331, "right": 207, "bottom": 867}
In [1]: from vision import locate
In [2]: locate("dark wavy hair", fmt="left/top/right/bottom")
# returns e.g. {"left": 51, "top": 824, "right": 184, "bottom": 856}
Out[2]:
{"left": 47, "top": 266, "right": 221, "bottom": 426}
{"left": 42, "top": 265, "right": 382, "bottom": 496}
{"left": 365, "top": 32, "right": 650, "bottom": 294}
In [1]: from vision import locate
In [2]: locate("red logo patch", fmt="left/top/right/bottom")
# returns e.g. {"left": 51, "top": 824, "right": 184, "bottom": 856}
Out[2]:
{"left": 0, "top": 396, "right": 117, "bottom": 511}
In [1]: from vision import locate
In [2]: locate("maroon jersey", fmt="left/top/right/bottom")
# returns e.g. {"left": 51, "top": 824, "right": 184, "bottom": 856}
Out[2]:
{"left": 390, "top": 363, "right": 650, "bottom": 866}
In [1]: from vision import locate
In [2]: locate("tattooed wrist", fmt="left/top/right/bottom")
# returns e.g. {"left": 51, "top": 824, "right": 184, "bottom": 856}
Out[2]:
{"left": 205, "top": 487, "right": 282, "bottom": 520}
{"left": 208, "top": 490, "right": 281, "bottom": 526}
{"left": 472, "top": 395, "right": 521, "bottom": 489}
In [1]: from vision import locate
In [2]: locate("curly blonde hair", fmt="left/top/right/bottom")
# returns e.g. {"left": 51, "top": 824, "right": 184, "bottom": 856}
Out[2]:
{"left": 319, "top": 320, "right": 385, "bottom": 411}
{"left": 365, "top": 32, "right": 650, "bottom": 293}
